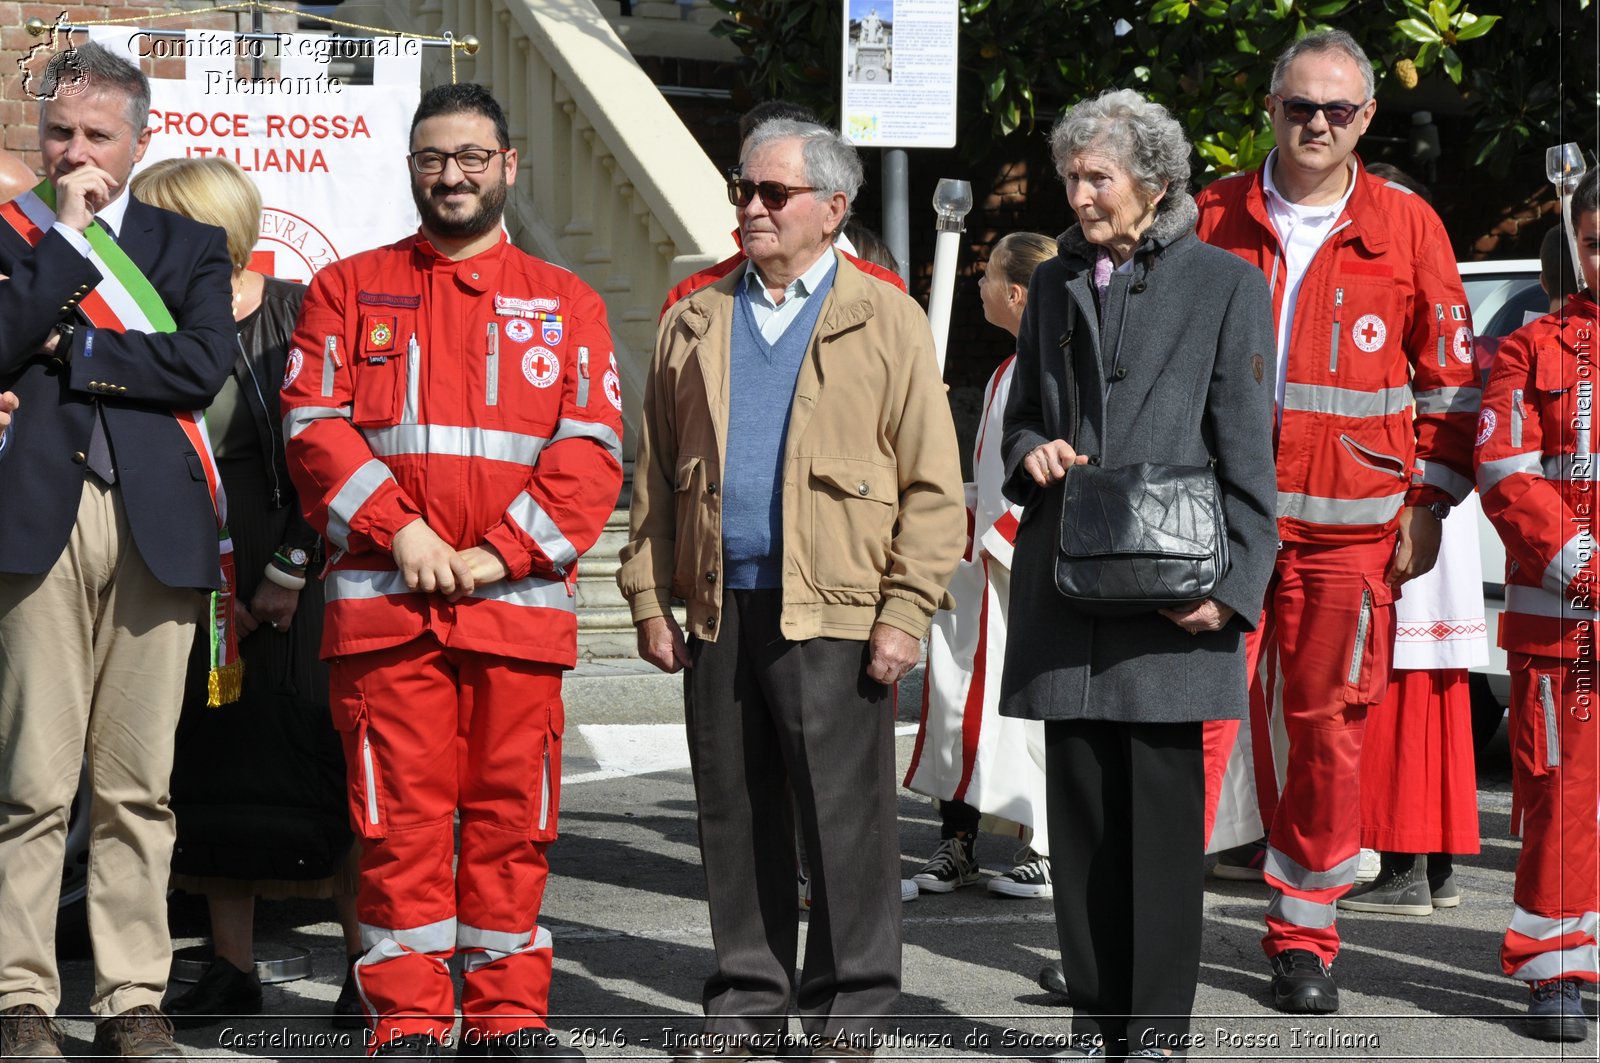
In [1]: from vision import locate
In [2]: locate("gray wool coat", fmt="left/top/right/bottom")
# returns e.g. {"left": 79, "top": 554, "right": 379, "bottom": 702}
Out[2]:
{"left": 997, "top": 192, "right": 1278, "bottom": 724}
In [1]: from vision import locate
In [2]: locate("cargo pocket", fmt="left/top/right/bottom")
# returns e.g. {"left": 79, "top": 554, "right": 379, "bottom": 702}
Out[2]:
{"left": 809, "top": 456, "right": 895, "bottom": 593}
{"left": 352, "top": 358, "right": 404, "bottom": 427}
{"left": 1342, "top": 574, "right": 1395, "bottom": 706}
{"left": 330, "top": 688, "right": 389, "bottom": 839}
{"left": 530, "top": 698, "right": 564, "bottom": 842}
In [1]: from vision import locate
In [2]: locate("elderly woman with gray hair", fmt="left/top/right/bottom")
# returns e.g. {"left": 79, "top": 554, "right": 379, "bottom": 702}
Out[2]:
{"left": 999, "top": 90, "right": 1278, "bottom": 1059}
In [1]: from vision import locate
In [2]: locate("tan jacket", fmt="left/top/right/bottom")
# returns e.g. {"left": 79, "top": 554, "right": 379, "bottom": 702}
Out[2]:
{"left": 618, "top": 253, "right": 965, "bottom": 643}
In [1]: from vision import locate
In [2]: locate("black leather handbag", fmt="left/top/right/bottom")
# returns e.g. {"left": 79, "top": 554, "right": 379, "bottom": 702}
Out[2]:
{"left": 1054, "top": 460, "right": 1228, "bottom": 615}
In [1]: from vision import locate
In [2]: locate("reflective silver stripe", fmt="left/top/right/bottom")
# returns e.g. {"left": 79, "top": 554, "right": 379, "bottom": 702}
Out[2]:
{"left": 1415, "top": 459, "right": 1474, "bottom": 502}
{"left": 1545, "top": 531, "right": 1592, "bottom": 595}
{"left": 326, "top": 568, "right": 575, "bottom": 613}
{"left": 1278, "top": 490, "right": 1406, "bottom": 526}
{"left": 1539, "top": 674, "right": 1561, "bottom": 768}
{"left": 460, "top": 926, "right": 553, "bottom": 973}
{"left": 549, "top": 418, "right": 623, "bottom": 464}
{"left": 1264, "top": 847, "right": 1361, "bottom": 891}
{"left": 508, "top": 492, "right": 578, "bottom": 570}
{"left": 1505, "top": 583, "right": 1600, "bottom": 621}
{"left": 1507, "top": 907, "right": 1600, "bottom": 941}
{"left": 1413, "top": 385, "right": 1481, "bottom": 416}
{"left": 283, "top": 405, "right": 351, "bottom": 441}
{"left": 1267, "top": 892, "right": 1337, "bottom": 930}
{"left": 358, "top": 917, "right": 457, "bottom": 954}
{"left": 1478, "top": 452, "right": 1543, "bottom": 494}
{"left": 1347, "top": 587, "right": 1372, "bottom": 686}
{"left": 1545, "top": 453, "right": 1597, "bottom": 481}
{"left": 539, "top": 743, "right": 552, "bottom": 832}
{"left": 361, "top": 734, "right": 380, "bottom": 826}
{"left": 364, "top": 424, "right": 548, "bottom": 466}
{"left": 326, "top": 568, "right": 415, "bottom": 602}
{"left": 465, "top": 575, "right": 577, "bottom": 614}
{"left": 457, "top": 924, "right": 533, "bottom": 954}
{"left": 1511, "top": 388, "right": 1524, "bottom": 448}
{"left": 325, "top": 459, "right": 396, "bottom": 551}
{"left": 1510, "top": 945, "right": 1600, "bottom": 983}
{"left": 1282, "top": 383, "right": 1412, "bottom": 419}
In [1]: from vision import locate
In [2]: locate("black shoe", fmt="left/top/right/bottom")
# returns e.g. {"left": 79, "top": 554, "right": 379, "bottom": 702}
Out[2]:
{"left": 463, "top": 1027, "right": 584, "bottom": 1058}
{"left": 1269, "top": 948, "right": 1340, "bottom": 1013}
{"left": 163, "top": 957, "right": 262, "bottom": 1029}
{"left": 372, "top": 1033, "right": 445, "bottom": 1057}
{"left": 330, "top": 954, "right": 364, "bottom": 1029}
{"left": 1527, "top": 978, "right": 1588, "bottom": 1042}
{"left": 1037, "top": 959, "right": 1070, "bottom": 1002}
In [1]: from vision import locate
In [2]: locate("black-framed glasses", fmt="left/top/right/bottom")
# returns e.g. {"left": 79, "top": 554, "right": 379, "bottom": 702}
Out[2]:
{"left": 727, "top": 178, "right": 819, "bottom": 211}
{"left": 1272, "top": 95, "right": 1366, "bottom": 128}
{"left": 408, "top": 148, "right": 509, "bottom": 175}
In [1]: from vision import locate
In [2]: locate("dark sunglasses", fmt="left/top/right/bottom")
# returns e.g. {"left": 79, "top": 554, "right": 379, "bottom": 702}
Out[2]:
{"left": 1273, "top": 95, "right": 1366, "bottom": 128}
{"left": 727, "top": 178, "right": 819, "bottom": 211}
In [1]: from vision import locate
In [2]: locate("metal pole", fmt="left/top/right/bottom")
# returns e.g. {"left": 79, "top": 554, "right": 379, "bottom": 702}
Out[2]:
{"left": 882, "top": 148, "right": 910, "bottom": 288}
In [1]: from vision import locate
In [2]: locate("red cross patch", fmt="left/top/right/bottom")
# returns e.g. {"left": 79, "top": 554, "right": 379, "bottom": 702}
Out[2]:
{"left": 1452, "top": 325, "right": 1474, "bottom": 363}
{"left": 522, "top": 347, "right": 560, "bottom": 388}
{"left": 1351, "top": 313, "right": 1386, "bottom": 353}
{"left": 603, "top": 368, "right": 622, "bottom": 411}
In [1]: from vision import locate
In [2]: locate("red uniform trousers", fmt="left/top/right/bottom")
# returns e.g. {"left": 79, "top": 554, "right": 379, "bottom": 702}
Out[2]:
{"left": 1358, "top": 668, "right": 1481, "bottom": 854}
{"left": 1247, "top": 538, "right": 1396, "bottom": 965}
{"left": 1500, "top": 654, "right": 1600, "bottom": 984}
{"left": 329, "top": 635, "right": 564, "bottom": 1050}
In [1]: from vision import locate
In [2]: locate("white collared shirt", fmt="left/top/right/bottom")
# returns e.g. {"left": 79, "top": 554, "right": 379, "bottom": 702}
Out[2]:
{"left": 1262, "top": 150, "right": 1357, "bottom": 415}
{"left": 742, "top": 250, "right": 838, "bottom": 344}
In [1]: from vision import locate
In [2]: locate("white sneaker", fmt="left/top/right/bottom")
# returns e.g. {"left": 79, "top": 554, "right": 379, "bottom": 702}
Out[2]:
{"left": 1356, "top": 848, "right": 1381, "bottom": 884}
{"left": 987, "top": 847, "right": 1052, "bottom": 899}
{"left": 900, "top": 879, "right": 919, "bottom": 902}
{"left": 912, "top": 836, "right": 981, "bottom": 893}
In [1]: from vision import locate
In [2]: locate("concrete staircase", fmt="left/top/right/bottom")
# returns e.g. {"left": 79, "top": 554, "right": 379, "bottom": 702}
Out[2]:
{"left": 576, "top": 502, "right": 638, "bottom": 660}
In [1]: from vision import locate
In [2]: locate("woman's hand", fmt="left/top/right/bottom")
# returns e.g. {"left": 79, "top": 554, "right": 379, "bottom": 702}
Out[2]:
{"left": 1022, "top": 439, "right": 1089, "bottom": 486}
{"left": 1159, "top": 598, "right": 1234, "bottom": 635}
{"left": 250, "top": 579, "right": 301, "bottom": 633}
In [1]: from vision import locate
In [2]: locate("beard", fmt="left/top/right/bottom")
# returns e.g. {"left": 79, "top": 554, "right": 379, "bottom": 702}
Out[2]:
{"left": 411, "top": 172, "right": 508, "bottom": 241}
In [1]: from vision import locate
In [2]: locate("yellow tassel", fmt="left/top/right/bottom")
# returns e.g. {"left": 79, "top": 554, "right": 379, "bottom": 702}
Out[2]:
{"left": 207, "top": 660, "right": 245, "bottom": 707}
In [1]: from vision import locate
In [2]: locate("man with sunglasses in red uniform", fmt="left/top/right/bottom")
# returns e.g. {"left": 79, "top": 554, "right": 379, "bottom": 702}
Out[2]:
{"left": 1195, "top": 29, "right": 1479, "bottom": 1014}
{"left": 620, "top": 119, "right": 963, "bottom": 1060}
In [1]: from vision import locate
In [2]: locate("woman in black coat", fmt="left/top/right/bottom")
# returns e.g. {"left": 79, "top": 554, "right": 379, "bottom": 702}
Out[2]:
{"left": 999, "top": 90, "right": 1278, "bottom": 1059}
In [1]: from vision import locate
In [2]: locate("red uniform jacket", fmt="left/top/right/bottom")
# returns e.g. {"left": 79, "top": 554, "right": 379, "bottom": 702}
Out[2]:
{"left": 281, "top": 232, "right": 624, "bottom": 666}
{"left": 1196, "top": 159, "right": 1480, "bottom": 544}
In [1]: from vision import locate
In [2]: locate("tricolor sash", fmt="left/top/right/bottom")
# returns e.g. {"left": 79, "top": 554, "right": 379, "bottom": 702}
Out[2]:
{"left": 0, "top": 181, "right": 242, "bottom": 705}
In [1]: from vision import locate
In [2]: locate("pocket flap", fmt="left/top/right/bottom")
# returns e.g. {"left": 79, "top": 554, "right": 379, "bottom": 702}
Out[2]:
{"left": 1534, "top": 344, "right": 1572, "bottom": 392}
{"left": 675, "top": 455, "right": 702, "bottom": 492}
{"left": 810, "top": 456, "right": 895, "bottom": 504}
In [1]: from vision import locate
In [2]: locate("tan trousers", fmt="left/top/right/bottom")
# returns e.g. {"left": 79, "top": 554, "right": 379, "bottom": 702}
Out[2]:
{"left": 0, "top": 480, "right": 202, "bottom": 1017}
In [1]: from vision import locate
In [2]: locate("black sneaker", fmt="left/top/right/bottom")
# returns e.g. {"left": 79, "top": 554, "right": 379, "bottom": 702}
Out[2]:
{"left": 988, "top": 848, "right": 1052, "bottom": 899}
{"left": 1211, "top": 838, "right": 1267, "bottom": 881}
{"left": 163, "top": 957, "right": 262, "bottom": 1029}
{"left": 1269, "top": 948, "right": 1339, "bottom": 1014}
{"left": 912, "top": 835, "right": 980, "bottom": 893}
{"left": 1527, "top": 978, "right": 1588, "bottom": 1042}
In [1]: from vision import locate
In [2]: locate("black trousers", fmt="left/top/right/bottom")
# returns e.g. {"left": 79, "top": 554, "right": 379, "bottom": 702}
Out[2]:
{"left": 685, "top": 590, "right": 900, "bottom": 1041}
{"left": 1045, "top": 718, "right": 1206, "bottom": 1055}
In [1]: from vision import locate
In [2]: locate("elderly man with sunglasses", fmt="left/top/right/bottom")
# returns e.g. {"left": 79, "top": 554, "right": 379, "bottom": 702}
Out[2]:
{"left": 1195, "top": 29, "right": 1479, "bottom": 1014}
{"left": 620, "top": 119, "right": 963, "bottom": 1061}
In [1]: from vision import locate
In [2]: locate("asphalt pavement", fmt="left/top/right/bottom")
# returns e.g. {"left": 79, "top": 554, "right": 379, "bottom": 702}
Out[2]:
{"left": 47, "top": 660, "right": 1598, "bottom": 1061}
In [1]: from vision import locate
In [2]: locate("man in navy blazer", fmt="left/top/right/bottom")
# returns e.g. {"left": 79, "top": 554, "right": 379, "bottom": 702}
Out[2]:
{"left": 0, "top": 43, "right": 234, "bottom": 1062}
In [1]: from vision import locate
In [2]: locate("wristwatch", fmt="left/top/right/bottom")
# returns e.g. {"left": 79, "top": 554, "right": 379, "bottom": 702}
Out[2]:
{"left": 1427, "top": 501, "right": 1450, "bottom": 520}
{"left": 284, "top": 547, "right": 310, "bottom": 568}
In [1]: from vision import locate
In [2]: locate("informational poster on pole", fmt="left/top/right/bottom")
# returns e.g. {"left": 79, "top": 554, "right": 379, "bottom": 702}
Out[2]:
{"left": 840, "top": 0, "right": 958, "bottom": 148}
{"left": 90, "top": 27, "right": 421, "bottom": 281}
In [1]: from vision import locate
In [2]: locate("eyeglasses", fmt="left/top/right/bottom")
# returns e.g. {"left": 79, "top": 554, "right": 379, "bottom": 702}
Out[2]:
{"left": 408, "top": 148, "right": 509, "bottom": 175}
{"left": 1272, "top": 95, "right": 1367, "bottom": 128}
{"left": 727, "top": 178, "right": 819, "bottom": 211}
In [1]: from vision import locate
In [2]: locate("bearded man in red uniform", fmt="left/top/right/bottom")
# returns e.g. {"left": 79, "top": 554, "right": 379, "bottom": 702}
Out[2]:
{"left": 282, "top": 84, "right": 623, "bottom": 1058}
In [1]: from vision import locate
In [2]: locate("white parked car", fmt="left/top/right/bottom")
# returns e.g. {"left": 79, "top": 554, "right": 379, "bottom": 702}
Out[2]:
{"left": 1460, "top": 259, "right": 1546, "bottom": 748}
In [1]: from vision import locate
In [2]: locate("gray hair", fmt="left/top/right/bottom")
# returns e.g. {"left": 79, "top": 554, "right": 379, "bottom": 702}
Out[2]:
{"left": 1270, "top": 29, "right": 1375, "bottom": 102}
{"left": 1049, "top": 88, "right": 1191, "bottom": 203}
{"left": 741, "top": 118, "right": 864, "bottom": 210}
{"left": 1576, "top": 167, "right": 1599, "bottom": 220}
{"left": 41, "top": 42, "right": 151, "bottom": 134}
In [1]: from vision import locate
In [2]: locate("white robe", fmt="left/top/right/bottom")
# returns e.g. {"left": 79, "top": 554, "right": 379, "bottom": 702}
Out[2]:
{"left": 905, "top": 357, "right": 1049, "bottom": 851}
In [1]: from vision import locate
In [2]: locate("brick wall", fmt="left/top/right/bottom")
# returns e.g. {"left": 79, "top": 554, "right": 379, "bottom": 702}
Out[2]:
{"left": 3, "top": 2, "right": 293, "bottom": 167}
